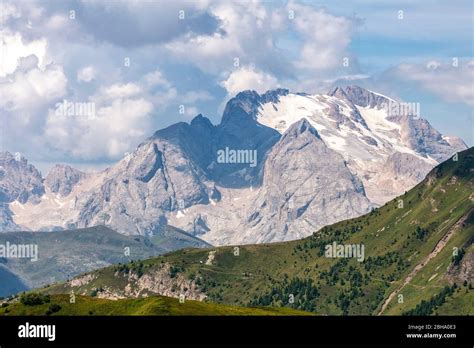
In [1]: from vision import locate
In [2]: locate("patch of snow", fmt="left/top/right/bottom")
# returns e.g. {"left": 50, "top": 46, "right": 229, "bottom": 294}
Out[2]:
{"left": 10, "top": 201, "right": 25, "bottom": 210}
{"left": 367, "top": 89, "right": 397, "bottom": 103}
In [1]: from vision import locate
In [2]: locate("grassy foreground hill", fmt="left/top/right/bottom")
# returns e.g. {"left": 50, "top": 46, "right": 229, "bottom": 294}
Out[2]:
{"left": 6, "top": 148, "right": 473, "bottom": 315}
{"left": 0, "top": 294, "right": 308, "bottom": 316}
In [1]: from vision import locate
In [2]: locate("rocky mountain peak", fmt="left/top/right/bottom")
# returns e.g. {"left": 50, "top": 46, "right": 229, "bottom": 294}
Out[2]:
{"left": 341, "top": 85, "right": 389, "bottom": 108}
{"left": 0, "top": 151, "right": 44, "bottom": 204}
{"left": 221, "top": 90, "right": 261, "bottom": 125}
{"left": 45, "top": 164, "right": 86, "bottom": 196}
{"left": 260, "top": 88, "right": 290, "bottom": 104}
{"left": 152, "top": 121, "right": 190, "bottom": 140}
{"left": 190, "top": 114, "right": 214, "bottom": 130}
{"left": 221, "top": 88, "right": 290, "bottom": 125}
{"left": 241, "top": 116, "right": 371, "bottom": 244}
{"left": 283, "top": 118, "right": 321, "bottom": 139}
{"left": 327, "top": 86, "right": 350, "bottom": 101}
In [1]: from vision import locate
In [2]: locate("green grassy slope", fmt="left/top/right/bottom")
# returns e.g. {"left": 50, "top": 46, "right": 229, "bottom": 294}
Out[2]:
{"left": 0, "top": 294, "right": 310, "bottom": 316}
{"left": 24, "top": 148, "right": 474, "bottom": 315}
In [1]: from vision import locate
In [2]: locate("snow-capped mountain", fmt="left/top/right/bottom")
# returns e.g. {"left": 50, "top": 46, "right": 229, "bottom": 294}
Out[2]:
{"left": 0, "top": 86, "right": 466, "bottom": 245}
{"left": 255, "top": 86, "right": 464, "bottom": 204}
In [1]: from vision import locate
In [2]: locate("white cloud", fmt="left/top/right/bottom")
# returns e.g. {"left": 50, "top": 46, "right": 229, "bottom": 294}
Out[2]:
{"left": 182, "top": 90, "right": 214, "bottom": 103}
{"left": 0, "top": 61, "right": 67, "bottom": 123}
{"left": 77, "top": 66, "right": 96, "bottom": 82}
{"left": 44, "top": 14, "right": 69, "bottom": 31}
{"left": 165, "top": 0, "right": 355, "bottom": 90}
{"left": 288, "top": 1, "right": 352, "bottom": 72}
{"left": 166, "top": 1, "right": 279, "bottom": 74}
{"left": 220, "top": 66, "right": 279, "bottom": 95}
{"left": 2, "top": 0, "right": 470, "bottom": 164}
{"left": 151, "top": 87, "right": 178, "bottom": 109}
{"left": 41, "top": 76, "right": 171, "bottom": 159}
{"left": 393, "top": 60, "right": 474, "bottom": 106}
{"left": 44, "top": 97, "right": 154, "bottom": 160}
{"left": 143, "top": 69, "right": 172, "bottom": 88}
{"left": 0, "top": 2, "right": 21, "bottom": 23}
{"left": 75, "top": 0, "right": 218, "bottom": 47}
{"left": 95, "top": 83, "right": 142, "bottom": 102}
{"left": 0, "top": 44, "right": 68, "bottom": 157}
{"left": 0, "top": 29, "right": 47, "bottom": 77}
{"left": 185, "top": 106, "right": 199, "bottom": 117}
{"left": 40, "top": 66, "right": 193, "bottom": 160}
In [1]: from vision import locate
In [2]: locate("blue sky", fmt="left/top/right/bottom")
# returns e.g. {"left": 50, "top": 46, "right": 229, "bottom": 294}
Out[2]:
{"left": 0, "top": 0, "right": 472, "bottom": 173}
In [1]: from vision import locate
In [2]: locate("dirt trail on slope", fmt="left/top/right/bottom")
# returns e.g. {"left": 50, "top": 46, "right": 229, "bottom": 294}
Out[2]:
{"left": 377, "top": 212, "right": 470, "bottom": 315}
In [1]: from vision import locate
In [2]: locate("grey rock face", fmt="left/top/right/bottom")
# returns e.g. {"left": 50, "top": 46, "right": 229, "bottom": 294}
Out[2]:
{"left": 0, "top": 152, "right": 45, "bottom": 231}
{"left": 0, "top": 203, "right": 18, "bottom": 232}
{"left": 75, "top": 121, "right": 219, "bottom": 236}
{"left": 0, "top": 151, "right": 44, "bottom": 204}
{"left": 370, "top": 151, "right": 435, "bottom": 200}
{"left": 45, "top": 165, "right": 86, "bottom": 196}
{"left": 397, "top": 116, "right": 466, "bottom": 162}
{"left": 187, "top": 214, "right": 210, "bottom": 236}
{"left": 385, "top": 151, "right": 434, "bottom": 181}
{"left": 330, "top": 85, "right": 388, "bottom": 109}
{"left": 214, "top": 92, "right": 281, "bottom": 187}
{"left": 241, "top": 119, "right": 371, "bottom": 243}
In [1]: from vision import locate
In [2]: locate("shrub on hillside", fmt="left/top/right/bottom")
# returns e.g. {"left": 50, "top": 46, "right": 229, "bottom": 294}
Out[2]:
{"left": 19, "top": 293, "right": 50, "bottom": 306}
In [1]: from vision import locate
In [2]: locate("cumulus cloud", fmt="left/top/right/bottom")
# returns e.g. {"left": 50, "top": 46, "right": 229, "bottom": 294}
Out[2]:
{"left": 0, "top": 0, "right": 360, "bottom": 165}
{"left": 41, "top": 70, "right": 188, "bottom": 160}
{"left": 0, "top": 2, "right": 21, "bottom": 23}
{"left": 166, "top": 0, "right": 288, "bottom": 74}
{"left": 1, "top": 0, "right": 471, "bottom": 165}
{"left": 76, "top": 0, "right": 218, "bottom": 47}
{"left": 182, "top": 90, "right": 214, "bottom": 103}
{"left": 220, "top": 66, "right": 279, "bottom": 95}
{"left": 95, "top": 83, "right": 142, "bottom": 102}
{"left": 0, "top": 29, "right": 47, "bottom": 77}
{"left": 288, "top": 1, "right": 353, "bottom": 72}
{"left": 166, "top": 0, "right": 355, "bottom": 81}
{"left": 77, "top": 66, "right": 95, "bottom": 82}
{"left": 0, "top": 46, "right": 68, "bottom": 159}
{"left": 44, "top": 13, "right": 69, "bottom": 31}
{"left": 143, "top": 70, "right": 172, "bottom": 88}
{"left": 184, "top": 106, "right": 199, "bottom": 117}
{"left": 391, "top": 60, "right": 474, "bottom": 106}
{"left": 44, "top": 97, "right": 154, "bottom": 160}
{"left": 0, "top": 58, "right": 67, "bottom": 126}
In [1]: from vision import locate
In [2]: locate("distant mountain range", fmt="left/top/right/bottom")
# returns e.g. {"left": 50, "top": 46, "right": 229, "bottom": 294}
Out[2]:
{"left": 0, "top": 86, "right": 466, "bottom": 247}
{"left": 0, "top": 225, "right": 210, "bottom": 297}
